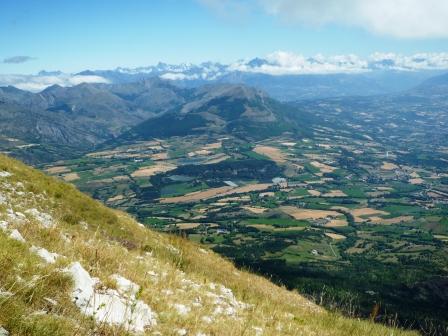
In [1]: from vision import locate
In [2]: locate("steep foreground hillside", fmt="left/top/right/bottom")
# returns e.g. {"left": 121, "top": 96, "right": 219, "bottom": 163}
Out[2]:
{"left": 0, "top": 154, "right": 417, "bottom": 336}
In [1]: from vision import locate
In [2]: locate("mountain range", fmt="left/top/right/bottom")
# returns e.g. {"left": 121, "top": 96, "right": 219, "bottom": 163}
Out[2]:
{"left": 2, "top": 52, "right": 448, "bottom": 100}
{"left": 0, "top": 70, "right": 447, "bottom": 164}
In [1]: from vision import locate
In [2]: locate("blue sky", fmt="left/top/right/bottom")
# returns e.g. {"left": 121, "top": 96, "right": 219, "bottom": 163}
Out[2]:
{"left": 1, "top": 0, "right": 447, "bottom": 74}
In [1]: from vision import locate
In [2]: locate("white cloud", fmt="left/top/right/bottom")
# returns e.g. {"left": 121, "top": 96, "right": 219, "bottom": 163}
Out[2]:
{"left": 200, "top": 0, "right": 448, "bottom": 38}
{"left": 0, "top": 73, "right": 110, "bottom": 92}
{"left": 228, "top": 51, "right": 448, "bottom": 75}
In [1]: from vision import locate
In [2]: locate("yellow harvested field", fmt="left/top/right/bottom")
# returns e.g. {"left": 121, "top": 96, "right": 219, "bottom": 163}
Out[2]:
{"left": 131, "top": 163, "right": 177, "bottom": 177}
{"left": 369, "top": 216, "right": 413, "bottom": 225}
{"left": 175, "top": 223, "right": 201, "bottom": 230}
{"left": 324, "top": 219, "right": 348, "bottom": 227}
{"left": 280, "top": 142, "right": 296, "bottom": 147}
{"left": 152, "top": 152, "right": 169, "bottom": 160}
{"left": 220, "top": 183, "right": 272, "bottom": 196}
{"left": 112, "top": 175, "right": 130, "bottom": 182}
{"left": 159, "top": 186, "right": 233, "bottom": 203}
{"left": 242, "top": 206, "right": 268, "bottom": 214}
{"left": 107, "top": 194, "right": 125, "bottom": 202}
{"left": 409, "top": 178, "right": 424, "bottom": 185}
{"left": 160, "top": 183, "right": 272, "bottom": 203}
{"left": 434, "top": 235, "right": 448, "bottom": 241}
{"left": 248, "top": 224, "right": 306, "bottom": 232}
{"left": 46, "top": 166, "right": 70, "bottom": 174}
{"left": 281, "top": 206, "right": 341, "bottom": 220}
{"left": 205, "top": 154, "right": 230, "bottom": 164}
{"left": 86, "top": 149, "right": 120, "bottom": 158}
{"left": 310, "top": 161, "right": 336, "bottom": 173}
{"left": 308, "top": 190, "right": 322, "bottom": 196}
{"left": 62, "top": 172, "right": 80, "bottom": 182}
{"left": 322, "top": 190, "right": 347, "bottom": 197}
{"left": 351, "top": 208, "right": 389, "bottom": 223}
{"left": 381, "top": 162, "right": 399, "bottom": 170}
{"left": 203, "top": 142, "right": 222, "bottom": 150}
{"left": 325, "top": 232, "right": 346, "bottom": 240}
{"left": 253, "top": 145, "right": 287, "bottom": 163}
{"left": 188, "top": 149, "right": 212, "bottom": 157}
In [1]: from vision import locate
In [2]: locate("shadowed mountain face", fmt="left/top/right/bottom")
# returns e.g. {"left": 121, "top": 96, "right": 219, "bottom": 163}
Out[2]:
{"left": 117, "top": 84, "right": 314, "bottom": 141}
{"left": 409, "top": 72, "right": 448, "bottom": 96}
{"left": 0, "top": 79, "right": 189, "bottom": 162}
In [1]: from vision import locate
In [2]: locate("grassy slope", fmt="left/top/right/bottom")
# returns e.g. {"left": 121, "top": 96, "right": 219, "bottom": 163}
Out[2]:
{"left": 0, "top": 154, "right": 418, "bottom": 336}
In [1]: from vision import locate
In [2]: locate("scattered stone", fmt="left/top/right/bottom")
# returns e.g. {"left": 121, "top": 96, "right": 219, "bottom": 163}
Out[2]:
{"left": 29, "top": 246, "right": 60, "bottom": 264}
{"left": 111, "top": 274, "right": 140, "bottom": 297}
{"left": 25, "top": 209, "right": 55, "bottom": 228}
{"left": 9, "top": 229, "right": 25, "bottom": 242}
{"left": 0, "top": 326, "right": 10, "bottom": 336}
{"left": 66, "top": 262, "right": 157, "bottom": 332}
{"left": 0, "top": 171, "right": 12, "bottom": 178}
{"left": 176, "top": 329, "right": 187, "bottom": 336}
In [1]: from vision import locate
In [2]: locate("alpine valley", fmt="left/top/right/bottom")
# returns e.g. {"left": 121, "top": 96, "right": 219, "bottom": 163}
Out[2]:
{"left": 1, "top": 62, "right": 448, "bottom": 336}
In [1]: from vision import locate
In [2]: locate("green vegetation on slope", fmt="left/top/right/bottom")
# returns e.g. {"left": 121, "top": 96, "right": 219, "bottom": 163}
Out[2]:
{"left": 0, "top": 154, "right": 417, "bottom": 336}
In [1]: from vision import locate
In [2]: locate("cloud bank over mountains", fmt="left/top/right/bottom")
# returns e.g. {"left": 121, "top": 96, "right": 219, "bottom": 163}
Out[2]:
{"left": 0, "top": 72, "right": 110, "bottom": 92}
{"left": 1, "top": 52, "right": 448, "bottom": 92}
{"left": 200, "top": 0, "right": 448, "bottom": 38}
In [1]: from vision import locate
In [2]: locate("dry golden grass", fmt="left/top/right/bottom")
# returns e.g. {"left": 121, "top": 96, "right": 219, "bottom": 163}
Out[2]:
{"left": 0, "top": 154, "right": 418, "bottom": 336}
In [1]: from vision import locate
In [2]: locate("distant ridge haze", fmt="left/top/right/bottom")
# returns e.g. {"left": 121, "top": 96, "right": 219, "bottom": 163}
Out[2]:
{"left": 1, "top": 51, "right": 448, "bottom": 96}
